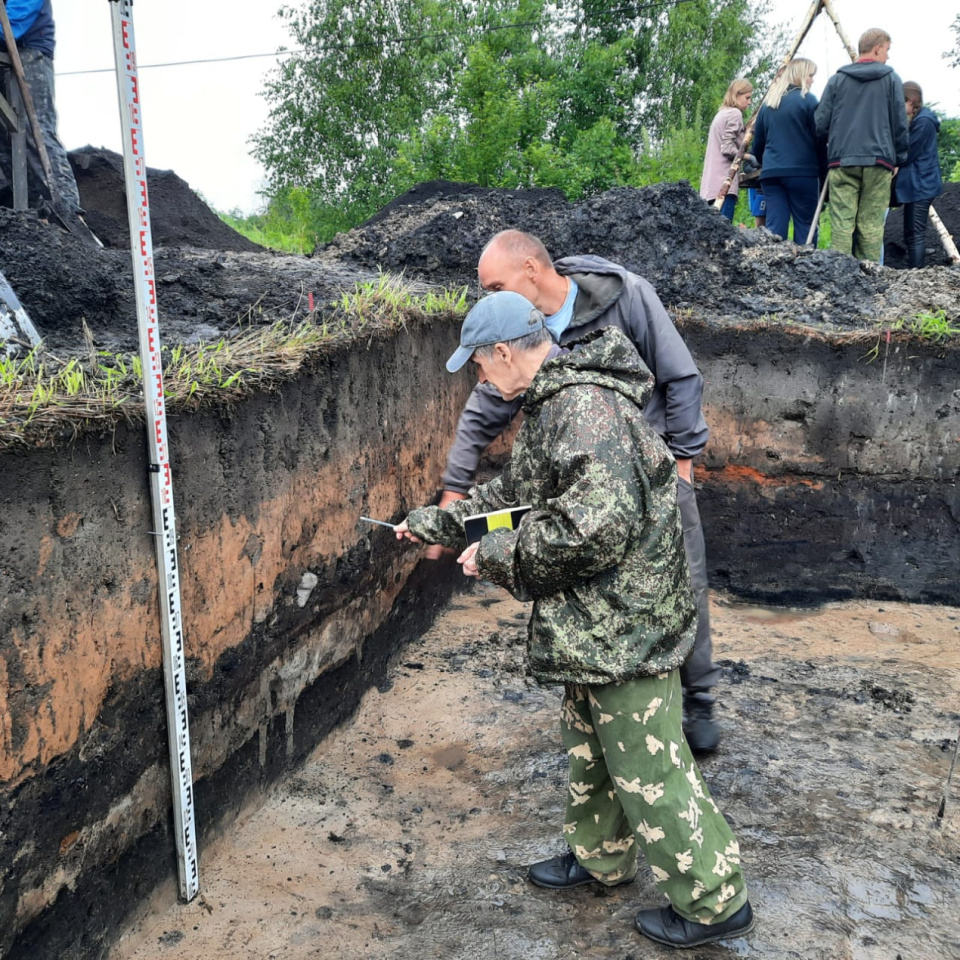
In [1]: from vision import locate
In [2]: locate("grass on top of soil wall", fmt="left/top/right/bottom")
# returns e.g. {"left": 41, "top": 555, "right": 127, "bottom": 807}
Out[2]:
{"left": 0, "top": 276, "right": 468, "bottom": 450}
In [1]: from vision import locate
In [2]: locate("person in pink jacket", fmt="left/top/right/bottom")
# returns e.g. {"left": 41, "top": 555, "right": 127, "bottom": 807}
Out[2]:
{"left": 700, "top": 78, "right": 753, "bottom": 220}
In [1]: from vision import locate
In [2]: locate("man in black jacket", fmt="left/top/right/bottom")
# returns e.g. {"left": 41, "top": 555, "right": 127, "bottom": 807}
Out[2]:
{"left": 814, "top": 27, "right": 909, "bottom": 261}
{"left": 435, "top": 229, "right": 722, "bottom": 754}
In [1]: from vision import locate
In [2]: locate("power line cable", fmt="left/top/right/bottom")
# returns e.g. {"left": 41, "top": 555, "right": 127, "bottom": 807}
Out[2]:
{"left": 57, "top": 49, "right": 304, "bottom": 77}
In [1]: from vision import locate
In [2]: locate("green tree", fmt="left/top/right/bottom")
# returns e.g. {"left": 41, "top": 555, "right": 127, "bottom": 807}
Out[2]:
{"left": 945, "top": 14, "right": 960, "bottom": 69}
{"left": 937, "top": 116, "right": 960, "bottom": 183}
{"left": 252, "top": 0, "right": 779, "bottom": 227}
{"left": 254, "top": 0, "right": 462, "bottom": 221}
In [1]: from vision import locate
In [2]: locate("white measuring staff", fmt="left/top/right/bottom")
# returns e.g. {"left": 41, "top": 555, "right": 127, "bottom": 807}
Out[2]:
{"left": 109, "top": 0, "right": 199, "bottom": 902}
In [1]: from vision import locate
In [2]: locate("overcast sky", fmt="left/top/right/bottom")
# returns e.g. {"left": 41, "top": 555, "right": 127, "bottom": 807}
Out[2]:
{"left": 54, "top": 0, "right": 960, "bottom": 216}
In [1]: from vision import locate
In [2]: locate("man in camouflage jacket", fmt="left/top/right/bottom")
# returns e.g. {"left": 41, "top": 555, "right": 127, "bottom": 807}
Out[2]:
{"left": 434, "top": 229, "right": 721, "bottom": 756}
{"left": 395, "top": 292, "right": 753, "bottom": 949}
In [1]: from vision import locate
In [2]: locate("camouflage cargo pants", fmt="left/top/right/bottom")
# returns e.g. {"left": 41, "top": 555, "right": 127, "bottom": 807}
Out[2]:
{"left": 0, "top": 48, "right": 81, "bottom": 213}
{"left": 827, "top": 166, "right": 892, "bottom": 262}
{"left": 561, "top": 672, "right": 748, "bottom": 924}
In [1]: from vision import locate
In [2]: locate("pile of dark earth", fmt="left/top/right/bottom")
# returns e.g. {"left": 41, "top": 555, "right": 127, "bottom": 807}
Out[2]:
{"left": 884, "top": 181, "right": 960, "bottom": 270}
{"left": 317, "top": 179, "right": 960, "bottom": 328}
{"left": 67, "top": 146, "right": 263, "bottom": 254}
{"left": 0, "top": 145, "right": 386, "bottom": 354}
{"left": 0, "top": 168, "right": 957, "bottom": 356}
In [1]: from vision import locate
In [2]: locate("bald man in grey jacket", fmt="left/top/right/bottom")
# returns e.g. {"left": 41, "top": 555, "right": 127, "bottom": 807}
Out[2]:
{"left": 435, "top": 230, "right": 721, "bottom": 754}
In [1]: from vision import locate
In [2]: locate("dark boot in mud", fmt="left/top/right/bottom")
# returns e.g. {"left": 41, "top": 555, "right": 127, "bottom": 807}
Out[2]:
{"left": 528, "top": 849, "right": 635, "bottom": 889}
{"left": 683, "top": 689, "right": 719, "bottom": 756}
{"left": 635, "top": 900, "right": 755, "bottom": 948}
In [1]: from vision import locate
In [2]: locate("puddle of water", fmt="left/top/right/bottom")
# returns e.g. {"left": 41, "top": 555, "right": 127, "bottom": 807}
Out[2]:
{"left": 720, "top": 600, "right": 825, "bottom": 625}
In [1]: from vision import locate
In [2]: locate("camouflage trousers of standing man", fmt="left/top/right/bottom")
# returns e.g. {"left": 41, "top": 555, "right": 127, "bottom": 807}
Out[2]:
{"left": 827, "top": 165, "right": 892, "bottom": 263}
{"left": 560, "top": 671, "right": 748, "bottom": 924}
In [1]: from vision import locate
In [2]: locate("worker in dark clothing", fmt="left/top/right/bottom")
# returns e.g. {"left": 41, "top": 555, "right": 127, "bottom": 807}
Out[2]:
{"left": 814, "top": 27, "right": 908, "bottom": 262}
{"left": 435, "top": 229, "right": 722, "bottom": 755}
{"left": 0, "top": 0, "right": 81, "bottom": 215}
{"left": 894, "top": 81, "right": 943, "bottom": 269}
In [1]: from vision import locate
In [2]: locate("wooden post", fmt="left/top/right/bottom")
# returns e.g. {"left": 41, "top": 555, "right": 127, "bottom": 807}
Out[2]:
{"left": 805, "top": 180, "right": 828, "bottom": 246}
{"left": 820, "top": 0, "right": 856, "bottom": 59}
{"left": 5, "top": 67, "right": 26, "bottom": 211}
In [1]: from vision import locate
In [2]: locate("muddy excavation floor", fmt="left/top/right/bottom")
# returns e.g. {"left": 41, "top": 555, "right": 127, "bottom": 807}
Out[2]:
{"left": 116, "top": 585, "right": 960, "bottom": 960}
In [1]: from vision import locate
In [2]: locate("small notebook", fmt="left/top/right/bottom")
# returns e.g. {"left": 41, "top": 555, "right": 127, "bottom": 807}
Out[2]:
{"left": 463, "top": 505, "right": 532, "bottom": 545}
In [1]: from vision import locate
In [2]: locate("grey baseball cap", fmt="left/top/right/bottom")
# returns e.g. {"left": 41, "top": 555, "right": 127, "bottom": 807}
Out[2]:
{"left": 446, "top": 291, "right": 546, "bottom": 373}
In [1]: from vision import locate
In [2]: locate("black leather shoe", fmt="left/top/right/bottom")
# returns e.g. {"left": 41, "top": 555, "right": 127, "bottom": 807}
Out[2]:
{"left": 635, "top": 901, "right": 754, "bottom": 948}
{"left": 527, "top": 850, "right": 634, "bottom": 889}
{"left": 683, "top": 690, "right": 720, "bottom": 756}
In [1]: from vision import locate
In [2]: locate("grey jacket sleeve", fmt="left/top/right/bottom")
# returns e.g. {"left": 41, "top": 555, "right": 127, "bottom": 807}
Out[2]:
{"left": 814, "top": 79, "right": 834, "bottom": 143}
{"left": 890, "top": 75, "right": 909, "bottom": 165}
{"left": 441, "top": 382, "right": 524, "bottom": 493}
{"left": 620, "top": 278, "right": 708, "bottom": 459}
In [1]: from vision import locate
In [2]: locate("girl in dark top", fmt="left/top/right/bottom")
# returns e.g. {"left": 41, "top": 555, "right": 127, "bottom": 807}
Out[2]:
{"left": 895, "top": 82, "right": 943, "bottom": 269}
{"left": 752, "top": 58, "right": 824, "bottom": 245}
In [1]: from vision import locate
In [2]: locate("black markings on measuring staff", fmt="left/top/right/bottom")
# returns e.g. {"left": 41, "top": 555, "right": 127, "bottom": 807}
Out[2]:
{"left": 111, "top": 0, "right": 199, "bottom": 904}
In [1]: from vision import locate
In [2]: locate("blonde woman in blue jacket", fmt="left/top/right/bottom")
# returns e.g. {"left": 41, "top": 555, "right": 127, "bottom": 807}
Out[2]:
{"left": 752, "top": 59, "right": 824, "bottom": 244}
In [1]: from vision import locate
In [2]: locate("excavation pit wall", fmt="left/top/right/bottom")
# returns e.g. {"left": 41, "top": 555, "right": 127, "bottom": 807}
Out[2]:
{"left": 682, "top": 319, "right": 960, "bottom": 605}
{"left": 0, "top": 320, "right": 471, "bottom": 960}
{"left": 1, "top": 316, "right": 958, "bottom": 959}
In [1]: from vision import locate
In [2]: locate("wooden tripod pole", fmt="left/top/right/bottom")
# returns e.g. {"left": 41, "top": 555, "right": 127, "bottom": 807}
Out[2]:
{"left": 929, "top": 205, "right": 960, "bottom": 264}
{"left": 713, "top": 0, "right": 824, "bottom": 209}
{"left": 0, "top": 0, "right": 58, "bottom": 203}
{"left": 803, "top": 0, "right": 854, "bottom": 244}
{"left": 820, "top": 0, "right": 856, "bottom": 59}
{"left": 804, "top": 183, "right": 828, "bottom": 245}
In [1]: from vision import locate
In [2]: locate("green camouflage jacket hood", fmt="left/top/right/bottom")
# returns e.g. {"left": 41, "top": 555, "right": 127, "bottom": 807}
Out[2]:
{"left": 407, "top": 327, "right": 696, "bottom": 685}
{"left": 522, "top": 323, "right": 653, "bottom": 415}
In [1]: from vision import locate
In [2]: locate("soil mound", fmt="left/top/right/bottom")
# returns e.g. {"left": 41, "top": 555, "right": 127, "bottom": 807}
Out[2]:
{"left": 884, "top": 181, "right": 960, "bottom": 269}
{"left": 68, "top": 146, "right": 262, "bottom": 253}
{"left": 361, "top": 179, "right": 567, "bottom": 227}
{"left": 317, "top": 180, "right": 960, "bottom": 328}
{"left": 0, "top": 205, "right": 371, "bottom": 353}
{"left": 0, "top": 207, "right": 132, "bottom": 346}
{"left": 2, "top": 173, "right": 957, "bottom": 356}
